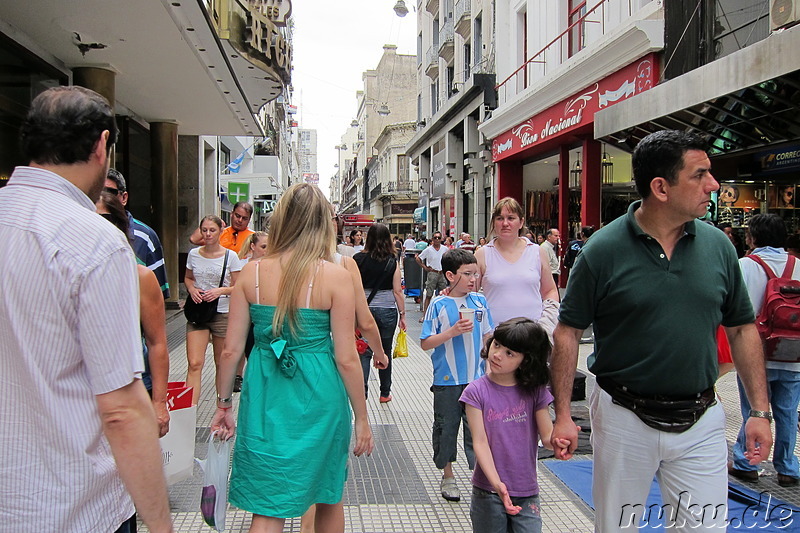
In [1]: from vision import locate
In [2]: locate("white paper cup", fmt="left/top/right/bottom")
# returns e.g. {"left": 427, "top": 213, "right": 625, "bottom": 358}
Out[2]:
{"left": 459, "top": 308, "right": 475, "bottom": 321}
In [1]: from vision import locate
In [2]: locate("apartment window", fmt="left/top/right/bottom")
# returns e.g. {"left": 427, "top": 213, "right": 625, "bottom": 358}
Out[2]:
{"left": 464, "top": 42, "right": 472, "bottom": 79}
{"left": 433, "top": 17, "right": 440, "bottom": 47}
{"left": 518, "top": 9, "right": 528, "bottom": 88}
{"left": 568, "top": 0, "right": 587, "bottom": 57}
{"left": 713, "top": 0, "right": 769, "bottom": 59}
{"left": 474, "top": 15, "right": 482, "bottom": 69}
{"left": 417, "top": 32, "right": 423, "bottom": 66}
{"left": 447, "top": 64, "right": 455, "bottom": 97}
{"left": 417, "top": 93, "right": 423, "bottom": 124}
{"left": 431, "top": 79, "right": 440, "bottom": 115}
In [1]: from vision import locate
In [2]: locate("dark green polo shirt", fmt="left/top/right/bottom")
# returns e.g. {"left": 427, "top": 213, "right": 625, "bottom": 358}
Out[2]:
{"left": 559, "top": 201, "right": 754, "bottom": 396}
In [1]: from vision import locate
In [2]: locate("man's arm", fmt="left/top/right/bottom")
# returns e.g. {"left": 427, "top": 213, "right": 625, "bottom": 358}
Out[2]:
{"left": 549, "top": 322, "right": 582, "bottom": 459}
{"left": 96, "top": 380, "right": 173, "bottom": 533}
{"left": 138, "top": 266, "right": 169, "bottom": 437}
{"left": 189, "top": 226, "right": 203, "bottom": 245}
{"left": 725, "top": 323, "right": 773, "bottom": 464}
{"left": 415, "top": 252, "right": 427, "bottom": 271}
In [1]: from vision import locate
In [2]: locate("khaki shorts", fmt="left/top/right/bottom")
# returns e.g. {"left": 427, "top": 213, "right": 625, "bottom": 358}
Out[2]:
{"left": 186, "top": 311, "right": 228, "bottom": 338}
{"left": 425, "top": 271, "right": 447, "bottom": 296}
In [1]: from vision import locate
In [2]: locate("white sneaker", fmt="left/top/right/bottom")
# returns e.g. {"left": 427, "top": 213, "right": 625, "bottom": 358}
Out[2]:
{"left": 440, "top": 476, "right": 460, "bottom": 502}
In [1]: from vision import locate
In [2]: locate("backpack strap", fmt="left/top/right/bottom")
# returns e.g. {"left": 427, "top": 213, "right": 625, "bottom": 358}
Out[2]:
{"left": 746, "top": 254, "right": 778, "bottom": 279}
{"left": 781, "top": 254, "right": 797, "bottom": 279}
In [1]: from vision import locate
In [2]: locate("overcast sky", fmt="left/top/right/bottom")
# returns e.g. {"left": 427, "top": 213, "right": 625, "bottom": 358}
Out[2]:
{"left": 291, "top": 0, "right": 417, "bottom": 197}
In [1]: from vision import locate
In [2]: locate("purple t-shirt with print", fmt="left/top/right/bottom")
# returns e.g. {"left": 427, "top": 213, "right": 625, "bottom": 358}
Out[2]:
{"left": 460, "top": 375, "right": 553, "bottom": 497}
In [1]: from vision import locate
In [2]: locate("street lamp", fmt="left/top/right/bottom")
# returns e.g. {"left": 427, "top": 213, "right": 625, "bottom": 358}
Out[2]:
{"left": 393, "top": 0, "right": 409, "bottom": 17}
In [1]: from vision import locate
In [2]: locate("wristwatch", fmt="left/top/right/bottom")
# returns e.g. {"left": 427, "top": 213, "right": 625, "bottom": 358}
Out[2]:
{"left": 748, "top": 409, "right": 773, "bottom": 422}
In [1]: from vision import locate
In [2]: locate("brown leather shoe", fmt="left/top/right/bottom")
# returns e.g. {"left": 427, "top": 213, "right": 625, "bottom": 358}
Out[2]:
{"left": 729, "top": 467, "right": 758, "bottom": 482}
{"left": 778, "top": 474, "right": 800, "bottom": 487}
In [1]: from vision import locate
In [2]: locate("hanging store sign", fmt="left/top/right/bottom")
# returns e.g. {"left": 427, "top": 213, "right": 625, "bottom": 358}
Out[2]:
{"left": 754, "top": 145, "right": 800, "bottom": 175}
{"left": 431, "top": 148, "right": 447, "bottom": 198}
{"left": 252, "top": 0, "right": 292, "bottom": 27}
{"left": 493, "top": 53, "right": 659, "bottom": 162}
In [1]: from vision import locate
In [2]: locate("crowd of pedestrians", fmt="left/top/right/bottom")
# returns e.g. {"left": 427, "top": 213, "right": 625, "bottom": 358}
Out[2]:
{"left": 1, "top": 85, "right": 796, "bottom": 533}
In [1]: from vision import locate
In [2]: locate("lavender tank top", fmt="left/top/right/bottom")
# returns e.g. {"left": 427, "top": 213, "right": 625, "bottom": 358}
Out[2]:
{"left": 481, "top": 238, "right": 543, "bottom": 324}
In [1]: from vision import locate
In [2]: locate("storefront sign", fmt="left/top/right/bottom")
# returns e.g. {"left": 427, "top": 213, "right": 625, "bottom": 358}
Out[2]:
{"left": 253, "top": 0, "right": 292, "bottom": 27}
{"left": 492, "top": 53, "right": 659, "bottom": 162}
{"left": 755, "top": 145, "right": 800, "bottom": 175}
{"left": 244, "top": 6, "right": 292, "bottom": 80}
{"left": 431, "top": 148, "right": 447, "bottom": 197}
{"left": 413, "top": 206, "right": 427, "bottom": 223}
{"left": 391, "top": 203, "right": 418, "bottom": 215}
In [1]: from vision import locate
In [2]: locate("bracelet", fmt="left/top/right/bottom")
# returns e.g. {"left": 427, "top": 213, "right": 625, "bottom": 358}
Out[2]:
{"left": 217, "top": 396, "right": 232, "bottom": 404}
{"left": 218, "top": 406, "right": 231, "bottom": 410}
{"left": 399, "top": 311, "right": 406, "bottom": 315}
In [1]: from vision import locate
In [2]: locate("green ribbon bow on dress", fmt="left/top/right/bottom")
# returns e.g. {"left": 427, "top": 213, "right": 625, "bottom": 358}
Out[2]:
{"left": 269, "top": 337, "right": 298, "bottom": 378}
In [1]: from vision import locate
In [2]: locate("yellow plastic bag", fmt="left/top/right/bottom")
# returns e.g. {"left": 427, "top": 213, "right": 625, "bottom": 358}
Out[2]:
{"left": 393, "top": 329, "right": 408, "bottom": 358}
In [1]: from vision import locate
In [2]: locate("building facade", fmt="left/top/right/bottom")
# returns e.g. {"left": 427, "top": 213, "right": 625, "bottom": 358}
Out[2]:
{"left": 406, "top": 0, "right": 497, "bottom": 241}
{"left": 0, "top": 0, "right": 293, "bottom": 303}
{"left": 339, "top": 45, "right": 417, "bottom": 215}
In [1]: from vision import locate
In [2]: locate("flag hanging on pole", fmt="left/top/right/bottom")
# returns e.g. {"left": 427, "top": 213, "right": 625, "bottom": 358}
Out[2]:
{"left": 227, "top": 151, "right": 245, "bottom": 173}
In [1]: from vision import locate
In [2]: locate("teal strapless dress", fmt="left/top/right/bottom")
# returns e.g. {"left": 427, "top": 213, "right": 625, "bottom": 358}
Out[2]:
{"left": 228, "top": 304, "right": 352, "bottom": 517}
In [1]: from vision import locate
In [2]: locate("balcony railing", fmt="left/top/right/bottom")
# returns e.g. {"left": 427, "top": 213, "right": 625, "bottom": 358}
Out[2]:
{"left": 496, "top": 0, "right": 634, "bottom": 104}
{"left": 386, "top": 180, "right": 419, "bottom": 194}
{"left": 438, "top": 22, "right": 455, "bottom": 61}
{"left": 426, "top": 46, "right": 439, "bottom": 78}
{"left": 455, "top": 0, "right": 471, "bottom": 37}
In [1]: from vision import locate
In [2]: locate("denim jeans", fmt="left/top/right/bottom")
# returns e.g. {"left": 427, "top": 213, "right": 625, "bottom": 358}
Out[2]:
{"left": 361, "top": 307, "right": 397, "bottom": 398}
{"left": 431, "top": 384, "right": 475, "bottom": 469}
{"left": 470, "top": 487, "right": 542, "bottom": 533}
{"left": 733, "top": 369, "right": 800, "bottom": 476}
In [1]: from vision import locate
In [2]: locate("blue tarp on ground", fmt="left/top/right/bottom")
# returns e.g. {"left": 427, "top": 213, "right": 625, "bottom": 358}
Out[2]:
{"left": 542, "top": 459, "right": 800, "bottom": 531}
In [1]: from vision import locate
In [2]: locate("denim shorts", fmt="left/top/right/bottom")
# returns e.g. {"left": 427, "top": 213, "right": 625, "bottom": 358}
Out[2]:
{"left": 470, "top": 487, "right": 542, "bottom": 533}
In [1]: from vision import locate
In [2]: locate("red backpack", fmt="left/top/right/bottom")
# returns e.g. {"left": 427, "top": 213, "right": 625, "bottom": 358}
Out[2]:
{"left": 747, "top": 254, "right": 800, "bottom": 362}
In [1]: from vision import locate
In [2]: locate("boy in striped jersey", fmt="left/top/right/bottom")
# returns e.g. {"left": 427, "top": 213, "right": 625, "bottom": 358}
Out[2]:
{"left": 421, "top": 249, "right": 494, "bottom": 502}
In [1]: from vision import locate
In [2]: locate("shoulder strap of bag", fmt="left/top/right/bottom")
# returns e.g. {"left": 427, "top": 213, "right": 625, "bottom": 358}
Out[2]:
{"left": 366, "top": 257, "right": 396, "bottom": 305}
{"left": 747, "top": 254, "right": 778, "bottom": 279}
{"left": 218, "top": 250, "right": 230, "bottom": 288}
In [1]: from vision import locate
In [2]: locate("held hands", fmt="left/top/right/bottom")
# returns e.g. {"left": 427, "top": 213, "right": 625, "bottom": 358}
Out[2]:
{"left": 449, "top": 318, "right": 473, "bottom": 337}
{"left": 550, "top": 419, "right": 581, "bottom": 460}
{"left": 495, "top": 482, "right": 522, "bottom": 515}
{"left": 210, "top": 408, "right": 237, "bottom": 441}
{"left": 352, "top": 418, "right": 374, "bottom": 457}
{"left": 201, "top": 287, "right": 224, "bottom": 301}
{"left": 744, "top": 417, "right": 773, "bottom": 465}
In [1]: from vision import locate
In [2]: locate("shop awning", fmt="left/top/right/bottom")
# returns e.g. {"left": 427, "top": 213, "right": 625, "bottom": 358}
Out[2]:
{"left": 413, "top": 206, "right": 427, "bottom": 223}
{"left": 595, "top": 26, "right": 800, "bottom": 157}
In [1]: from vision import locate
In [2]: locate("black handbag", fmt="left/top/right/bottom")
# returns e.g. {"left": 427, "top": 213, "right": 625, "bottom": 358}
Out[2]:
{"left": 184, "top": 250, "right": 230, "bottom": 325}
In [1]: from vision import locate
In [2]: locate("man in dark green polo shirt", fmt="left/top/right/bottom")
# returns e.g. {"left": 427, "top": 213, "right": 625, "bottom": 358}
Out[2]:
{"left": 549, "top": 130, "right": 772, "bottom": 531}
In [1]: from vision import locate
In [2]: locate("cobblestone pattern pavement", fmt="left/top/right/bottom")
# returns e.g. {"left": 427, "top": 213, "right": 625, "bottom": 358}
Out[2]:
{"left": 142, "top": 296, "right": 799, "bottom": 532}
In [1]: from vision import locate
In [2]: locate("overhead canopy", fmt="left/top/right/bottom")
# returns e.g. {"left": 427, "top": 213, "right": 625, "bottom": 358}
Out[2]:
{"left": 595, "top": 26, "right": 800, "bottom": 157}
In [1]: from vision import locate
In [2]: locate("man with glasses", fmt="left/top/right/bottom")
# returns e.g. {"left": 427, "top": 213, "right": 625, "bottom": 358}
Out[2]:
{"left": 416, "top": 232, "right": 449, "bottom": 322}
{"left": 105, "top": 168, "right": 169, "bottom": 299}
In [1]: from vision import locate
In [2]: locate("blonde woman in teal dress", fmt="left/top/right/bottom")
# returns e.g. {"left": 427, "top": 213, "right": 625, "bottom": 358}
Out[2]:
{"left": 212, "top": 183, "right": 374, "bottom": 533}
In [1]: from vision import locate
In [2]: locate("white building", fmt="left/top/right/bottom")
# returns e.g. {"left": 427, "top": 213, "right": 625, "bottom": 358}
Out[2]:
{"left": 405, "top": 0, "right": 497, "bottom": 240}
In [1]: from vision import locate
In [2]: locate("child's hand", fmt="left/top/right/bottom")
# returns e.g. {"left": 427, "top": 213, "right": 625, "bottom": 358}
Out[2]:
{"left": 496, "top": 482, "right": 522, "bottom": 515}
{"left": 449, "top": 317, "right": 474, "bottom": 337}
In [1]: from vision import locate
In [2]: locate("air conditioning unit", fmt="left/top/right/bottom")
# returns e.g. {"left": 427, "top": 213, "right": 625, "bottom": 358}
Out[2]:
{"left": 771, "top": 0, "right": 799, "bottom": 31}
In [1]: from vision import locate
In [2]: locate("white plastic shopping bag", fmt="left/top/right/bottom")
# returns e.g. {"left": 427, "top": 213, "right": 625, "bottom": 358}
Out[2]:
{"left": 159, "top": 382, "right": 197, "bottom": 485}
{"left": 196, "top": 431, "right": 232, "bottom": 531}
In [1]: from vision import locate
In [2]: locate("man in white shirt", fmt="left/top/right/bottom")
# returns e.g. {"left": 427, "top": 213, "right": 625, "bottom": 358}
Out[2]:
{"left": 541, "top": 227, "right": 561, "bottom": 285}
{"left": 0, "top": 87, "right": 172, "bottom": 533}
{"left": 403, "top": 233, "right": 417, "bottom": 256}
{"left": 416, "top": 231, "right": 449, "bottom": 321}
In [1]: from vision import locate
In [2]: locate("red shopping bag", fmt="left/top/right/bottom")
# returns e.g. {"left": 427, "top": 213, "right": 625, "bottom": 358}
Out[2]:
{"left": 159, "top": 382, "right": 197, "bottom": 485}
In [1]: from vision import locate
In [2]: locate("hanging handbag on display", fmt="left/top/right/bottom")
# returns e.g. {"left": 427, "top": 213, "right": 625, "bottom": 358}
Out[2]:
{"left": 184, "top": 250, "right": 230, "bottom": 325}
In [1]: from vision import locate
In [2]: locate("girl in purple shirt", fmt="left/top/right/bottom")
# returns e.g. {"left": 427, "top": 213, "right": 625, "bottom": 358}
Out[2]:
{"left": 461, "top": 318, "right": 572, "bottom": 533}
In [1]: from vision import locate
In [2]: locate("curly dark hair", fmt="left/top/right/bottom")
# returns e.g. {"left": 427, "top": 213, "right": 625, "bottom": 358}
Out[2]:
{"left": 481, "top": 317, "right": 551, "bottom": 394}
{"left": 20, "top": 86, "right": 117, "bottom": 165}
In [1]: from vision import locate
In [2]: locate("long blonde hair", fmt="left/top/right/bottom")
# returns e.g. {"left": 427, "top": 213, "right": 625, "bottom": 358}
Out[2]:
{"left": 238, "top": 231, "right": 268, "bottom": 260}
{"left": 266, "top": 184, "right": 336, "bottom": 335}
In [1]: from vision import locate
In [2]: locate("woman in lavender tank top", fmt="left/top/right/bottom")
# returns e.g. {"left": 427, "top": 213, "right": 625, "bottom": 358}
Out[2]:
{"left": 474, "top": 198, "right": 560, "bottom": 336}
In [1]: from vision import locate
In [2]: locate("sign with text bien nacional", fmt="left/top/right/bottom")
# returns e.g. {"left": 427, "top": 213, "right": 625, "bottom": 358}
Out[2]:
{"left": 492, "top": 53, "right": 659, "bottom": 162}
